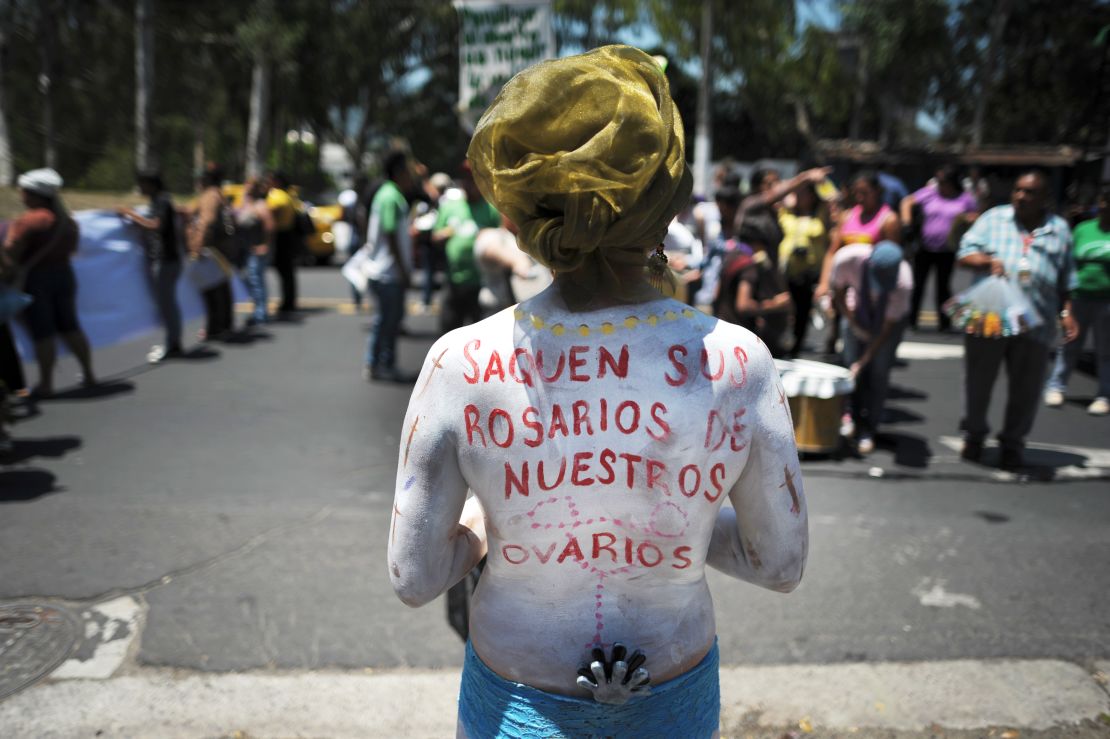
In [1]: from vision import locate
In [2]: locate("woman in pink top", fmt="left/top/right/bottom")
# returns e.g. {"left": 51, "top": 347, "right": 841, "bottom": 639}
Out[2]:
{"left": 817, "top": 171, "right": 901, "bottom": 355}
{"left": 817, "top": 171, "right": 901, "bottom": 297}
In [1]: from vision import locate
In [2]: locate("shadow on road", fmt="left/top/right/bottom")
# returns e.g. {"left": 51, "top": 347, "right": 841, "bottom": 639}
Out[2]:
{"left": 881, "top": 405, "right": 925, "bottom": 425}
{"left": 219, "top": 331, "right": 273, "bottom": 346}
{"left": 887, "top": 384, "right": 928, "bottom": 401}
{"left": 177, "top": 346, "right": 222, "bottom": 360}
{"left": 0, "top": 436, "right": 81, "bottom": 465}
{"left": 875, "top": 432, "right": 932, "bottom": 468}
{"left": 0, "top": 468, "right": 60, "bottom": 502}
{"left": 962, "top": 445, "right": 1092, "bottom": 481}
{"left": 38, "top": 380, "right": 135, "bottom": 402}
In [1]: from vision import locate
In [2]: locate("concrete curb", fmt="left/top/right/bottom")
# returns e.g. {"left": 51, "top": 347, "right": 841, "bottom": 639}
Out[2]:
{"left": 0, "top": 659, "right": 1107, "bottom": 738}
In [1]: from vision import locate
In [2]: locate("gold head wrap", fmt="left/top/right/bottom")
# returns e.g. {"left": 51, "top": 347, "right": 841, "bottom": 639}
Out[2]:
{"left": 467, "top": 45, "right": 692, "bottom": 308}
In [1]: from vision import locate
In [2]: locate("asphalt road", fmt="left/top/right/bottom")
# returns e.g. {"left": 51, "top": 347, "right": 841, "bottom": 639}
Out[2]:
{"left": 1, "top": 268, "right": 1108, "bottom": 674}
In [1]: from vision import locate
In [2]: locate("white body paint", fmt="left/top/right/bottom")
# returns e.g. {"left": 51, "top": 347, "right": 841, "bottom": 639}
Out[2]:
{"left": 389, "top": 285, "right": 808, "bottom": 697}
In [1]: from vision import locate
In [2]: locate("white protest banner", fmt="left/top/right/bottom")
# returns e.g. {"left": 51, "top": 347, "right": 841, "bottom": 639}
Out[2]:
{"left": 453, "top": 0, "right": 555, "bottom": 130}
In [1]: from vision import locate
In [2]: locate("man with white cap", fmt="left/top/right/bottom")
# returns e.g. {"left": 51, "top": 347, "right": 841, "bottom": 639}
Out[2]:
{"left": 2, "top": 168, "right": 96, "bottom": 396}
{"left": 830, "top": 240, "right": 913, "bottom": 454}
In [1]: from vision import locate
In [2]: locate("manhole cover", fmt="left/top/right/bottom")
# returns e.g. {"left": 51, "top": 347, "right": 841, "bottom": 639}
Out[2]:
{"left": 0, "top": 602, "right": 81, "bottom": 701}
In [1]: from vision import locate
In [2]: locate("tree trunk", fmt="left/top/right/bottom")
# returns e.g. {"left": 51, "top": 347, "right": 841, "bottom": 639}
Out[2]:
{"left": 692, "top": 0, "right": 712, "bottom": 196}
{"left": 971, "top": 0, "right": 1011, "bottom": 148}
{"left": 848, "top": 42, "right": 869, "bottom": 141}
{"left": 245, "top": 57, "right": 271, "bottom": 178}
{"left": 192, "top": 120, "right": 205, "bottom": 179}
{"left": 0, "top": 24, "right": 13, "bottom": 185}
{"left": 134, "top": 0, "right": 153, "bottom": 173}
{"left": 39, "top": 5, "right": 56, "bottom": 169}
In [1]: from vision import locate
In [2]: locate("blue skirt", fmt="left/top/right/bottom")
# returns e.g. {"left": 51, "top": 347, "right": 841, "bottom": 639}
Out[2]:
{"left": 458, "top": 639, "right": 720, "bottom": 738}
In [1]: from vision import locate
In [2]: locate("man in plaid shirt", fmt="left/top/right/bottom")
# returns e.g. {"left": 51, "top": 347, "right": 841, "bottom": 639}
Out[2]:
{"left": 956, "top": 170, "right": 1079, "bottom": 471}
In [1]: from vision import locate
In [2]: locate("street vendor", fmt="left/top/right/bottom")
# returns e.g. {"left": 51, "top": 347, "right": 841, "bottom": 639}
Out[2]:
{"left": 387, "top": 45, "right": 808, "bottom": 738}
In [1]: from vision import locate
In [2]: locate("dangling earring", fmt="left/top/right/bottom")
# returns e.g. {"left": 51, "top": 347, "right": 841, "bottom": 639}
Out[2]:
{"left": 647, "top": 244, "right": 674, "bottom": 294}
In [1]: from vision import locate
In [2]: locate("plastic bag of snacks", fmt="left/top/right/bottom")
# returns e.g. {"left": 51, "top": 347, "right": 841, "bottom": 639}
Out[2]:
{"left": 943, "top": 276, "right": 1043, "bottom": 338}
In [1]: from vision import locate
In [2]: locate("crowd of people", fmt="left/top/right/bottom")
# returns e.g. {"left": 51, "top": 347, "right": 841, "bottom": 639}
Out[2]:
{"left": 355, "top": 151, "right": 1108, "bottom": 469}
{"left": 0, "top": 163, "right": 315, "bottom": 450}
{"left": 0, "top": 148, "right": 1106, "bottom": 468}
{"left": 343, "top": 150, "right": 546, "bottom": 383}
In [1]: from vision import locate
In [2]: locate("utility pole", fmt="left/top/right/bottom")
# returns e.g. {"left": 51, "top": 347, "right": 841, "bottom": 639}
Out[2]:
{"left": 692, "top": 0, "right": 712, "bottom": 196}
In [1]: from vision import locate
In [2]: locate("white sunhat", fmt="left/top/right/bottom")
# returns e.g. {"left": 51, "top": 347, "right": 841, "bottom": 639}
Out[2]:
{"left": 17, "top": 168, "right": 63, "bottom": 198}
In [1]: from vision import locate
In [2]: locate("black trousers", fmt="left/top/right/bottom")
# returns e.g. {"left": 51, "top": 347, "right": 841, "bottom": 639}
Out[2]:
{"left": 440, "top": 282, "right": 482, "bottom": 333}
{"left": 0, "top": 322, "right": 25, "bottom": 393}
{"left": 787, "top": 273, "right": 817, "bottom": 356}
{"left": 911, "top": 249, "right": 955, "bottom": 330}
{"left": 202, "top": 282, "right": 233, "bottom": 337}
{"left": 273, "top": 230, "right": 299, "bottom": 313}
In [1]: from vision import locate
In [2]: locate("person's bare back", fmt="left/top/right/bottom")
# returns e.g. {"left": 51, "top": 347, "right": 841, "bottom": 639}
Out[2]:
{"left": 389, "top": 285, "right": 807, "bottom": 696}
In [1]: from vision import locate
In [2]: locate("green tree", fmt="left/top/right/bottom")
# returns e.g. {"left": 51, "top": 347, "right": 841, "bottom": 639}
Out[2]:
{"left": 944, "top": 0, "right": 1110, "bottom": 146}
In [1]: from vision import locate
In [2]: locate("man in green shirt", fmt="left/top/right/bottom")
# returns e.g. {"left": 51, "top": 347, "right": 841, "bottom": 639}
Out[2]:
{"left": 363, "top": 151, "right": 414, "bottom": 382}
{"left": 1046, "top": 185, "right": 1110, "bottom": 415}
{"left": 432, "top": 162, "right": 500, "bottom": 332}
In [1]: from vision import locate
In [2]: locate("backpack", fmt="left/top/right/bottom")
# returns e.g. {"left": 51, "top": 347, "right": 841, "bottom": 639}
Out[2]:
{"left": 294, "top": 208, "right": 316, "bottom": 239}
{"left": 210, "top": 200, "right": 240, "bottom": 265}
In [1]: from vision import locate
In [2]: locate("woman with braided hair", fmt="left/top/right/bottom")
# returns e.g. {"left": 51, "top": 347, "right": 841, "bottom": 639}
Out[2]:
{"left": 387, "top": 46, "right": 808, "bottom": 737}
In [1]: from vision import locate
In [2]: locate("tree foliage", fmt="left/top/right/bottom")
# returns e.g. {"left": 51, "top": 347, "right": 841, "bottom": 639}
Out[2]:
{"left": 944, "top": 0, "right": 1110, "bottom": 147}
{"left": 0, "top": 0, "right": 1104, "bottom": 194}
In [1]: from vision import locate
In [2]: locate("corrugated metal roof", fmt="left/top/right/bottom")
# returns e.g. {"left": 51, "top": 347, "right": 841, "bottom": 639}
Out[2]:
{"left": 814, "top": 139, "right": 1103, "bottom": 167}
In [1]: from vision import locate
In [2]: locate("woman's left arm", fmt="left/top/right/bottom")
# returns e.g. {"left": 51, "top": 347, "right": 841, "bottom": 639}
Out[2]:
{"left": 706, "top": 343, "right": 808, "bottom": 591}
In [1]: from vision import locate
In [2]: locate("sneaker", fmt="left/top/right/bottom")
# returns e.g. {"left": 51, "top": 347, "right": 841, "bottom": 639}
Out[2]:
{"left": 1088, "top": 397, "right": 1110, "bottom": 416}
{"left": 1044, "top": 389, "right": 1065, "bottom": 407}
{"left": 146, "top": 344, "right": 183, "bottom": 363}
{"left": 839, "top": 413, "right": 855, "bottom": 438}
{"left": 857, "top": 434, "right": 875, "bottom": 455}
{"left": 960, "top": 439, "right": 983, "bottom": 463}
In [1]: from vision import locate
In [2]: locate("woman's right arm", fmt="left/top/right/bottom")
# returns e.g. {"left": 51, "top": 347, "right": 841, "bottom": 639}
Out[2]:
{"left": 706, "top": 343, "right": 808, "bottom": 592}
{"left": 815, "top": 215, "right": 845, "bottom": 298}
{"left": 388, "top": 338, "right": 486, "bottom": 608}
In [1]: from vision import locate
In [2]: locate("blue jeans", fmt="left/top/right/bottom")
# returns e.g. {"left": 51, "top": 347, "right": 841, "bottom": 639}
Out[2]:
{"left": 245, "top": 252, "right": 269, "bottom": 323}
{"left": 1047, "top": 296, "right": 1110, "bottom": 398}
{"left": 842, "top": 317, "right": 905, "bottom": 436}
{"left": 366, "top": 279, "right": 405, "bottom": 369}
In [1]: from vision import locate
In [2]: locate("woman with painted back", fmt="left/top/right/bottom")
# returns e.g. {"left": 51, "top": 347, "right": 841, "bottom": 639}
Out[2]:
{"left": 387, "top": 46, "right": 808, "bottom": 738}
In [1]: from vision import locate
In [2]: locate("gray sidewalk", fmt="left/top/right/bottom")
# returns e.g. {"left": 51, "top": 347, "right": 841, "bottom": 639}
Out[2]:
{"left": 1, "top": 657, "right": 1108, "bottom": 737}
{"left": 1, "top": 594, "right": 1108, "bottom": 737}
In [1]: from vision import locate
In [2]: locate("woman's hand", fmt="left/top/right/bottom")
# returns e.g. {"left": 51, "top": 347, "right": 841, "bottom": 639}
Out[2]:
{"left": 1061, "top": 312, "right": 1079, "bottom": 343}
{"left": 459, "top": 496, "right": 488, "bottom": 558}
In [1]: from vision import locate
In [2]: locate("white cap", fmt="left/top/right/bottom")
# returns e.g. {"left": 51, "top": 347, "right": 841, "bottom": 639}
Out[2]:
{"left": 17, "top": 168, "right": 63, "bottom": 198}
{"left": 429, "top": 172, "right": 452, "bottom": 192}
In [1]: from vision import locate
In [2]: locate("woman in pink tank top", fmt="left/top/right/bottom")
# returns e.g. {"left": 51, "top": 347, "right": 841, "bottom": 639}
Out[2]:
{"left": 817, "top": 170, "right": 901, "bottom": 298}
